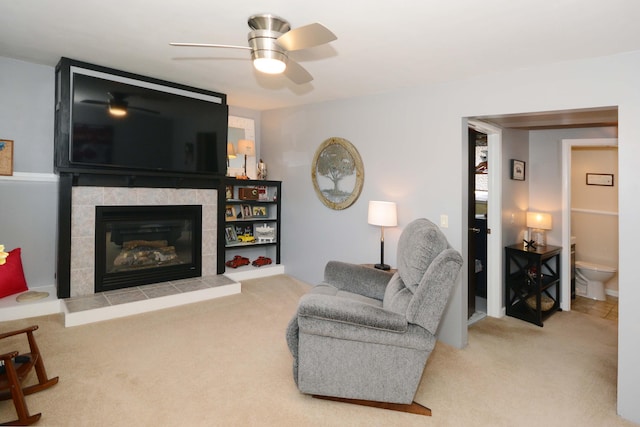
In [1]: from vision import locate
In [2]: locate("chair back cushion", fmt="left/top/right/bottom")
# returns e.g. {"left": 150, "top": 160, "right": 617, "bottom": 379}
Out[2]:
{"left": 383, "top": 218, "right": 463, "bottom": 334}
{"left": 396, "top": 219, "right": 449, "bottom": 293}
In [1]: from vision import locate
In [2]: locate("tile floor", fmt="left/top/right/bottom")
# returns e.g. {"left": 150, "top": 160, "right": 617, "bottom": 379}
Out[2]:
{"left": 64, "top": 275, "right": 237, "bottom": 313}
{"left": 571, "top": 295, "right": 618, "bottom": 321}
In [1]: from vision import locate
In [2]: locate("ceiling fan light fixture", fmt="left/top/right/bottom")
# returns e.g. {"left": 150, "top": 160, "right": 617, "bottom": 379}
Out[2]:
{"left": 108, "top": 99, "right": 128, "bottom": 117}
{"left": 253, "top": 57, "right": 286, "bottom": 74}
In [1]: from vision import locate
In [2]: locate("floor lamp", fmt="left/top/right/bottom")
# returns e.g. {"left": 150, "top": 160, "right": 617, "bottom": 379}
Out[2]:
{"left": 368, "top": 200, "right": 398, "bottom": 270}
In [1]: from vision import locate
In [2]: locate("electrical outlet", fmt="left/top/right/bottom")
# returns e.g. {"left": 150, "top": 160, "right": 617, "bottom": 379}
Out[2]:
{"left": 440, "top": 214, "right": 448, "bottom": 228}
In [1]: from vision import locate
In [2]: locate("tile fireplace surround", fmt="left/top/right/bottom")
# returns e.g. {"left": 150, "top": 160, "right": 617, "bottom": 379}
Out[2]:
{"left": 70, "top": 186, "right": 218, "bottom": 297}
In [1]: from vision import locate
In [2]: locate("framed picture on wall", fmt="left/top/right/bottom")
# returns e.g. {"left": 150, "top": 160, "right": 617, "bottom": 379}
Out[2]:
{"left": 510, "top": 159, "right": 526, "bottom": 181}
{"left": 0, "top": 139, "right": 14, "bottom": 176}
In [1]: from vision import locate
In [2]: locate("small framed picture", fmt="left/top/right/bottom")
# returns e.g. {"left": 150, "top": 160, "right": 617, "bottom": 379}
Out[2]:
{"left": 586, "top": 173, "right": 614, "bottom": 186}
{"left": 0, "top": 139, "right": 14, "bottom": 176}
{"left": 510, "top": 159, "right": 526, "bottom": 181}
{"left": 225, "top": 185, "right": 234, "bottom": 200}
{"left": 224, "top": 225, "right": 238, "bottom": 244}
{"left": 241, "top": 204, "right": 252, "bottom": 218}
{"left": 225, "top": 205, "right": 236, "bottom": 219}
{"left": 252, "top": 205, "right": 268, "bottom": 218}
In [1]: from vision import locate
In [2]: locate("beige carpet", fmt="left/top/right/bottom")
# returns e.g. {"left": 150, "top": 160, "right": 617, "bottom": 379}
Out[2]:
{"left": 0, "top": 275, "right": 636, "bottom": 426}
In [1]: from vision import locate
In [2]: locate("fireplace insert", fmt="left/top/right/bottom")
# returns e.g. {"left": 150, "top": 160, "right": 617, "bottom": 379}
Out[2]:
{"left": 95, "top": 205, "right": 202, "bottom": 292}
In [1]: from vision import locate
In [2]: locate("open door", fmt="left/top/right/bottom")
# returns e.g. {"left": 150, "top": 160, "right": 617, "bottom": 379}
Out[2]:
{"left": 468, "top": 127, "right": 489, "bottom": 319}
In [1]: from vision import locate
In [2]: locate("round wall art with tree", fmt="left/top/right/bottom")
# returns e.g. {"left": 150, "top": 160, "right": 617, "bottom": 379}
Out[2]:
{"left": 311, "top": 137, "right": 364, "bottom": 210}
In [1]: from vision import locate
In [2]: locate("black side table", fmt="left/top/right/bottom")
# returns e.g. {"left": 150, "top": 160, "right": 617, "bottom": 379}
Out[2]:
{"left": 505, "top": 244, "right": 562, "bottom": 326}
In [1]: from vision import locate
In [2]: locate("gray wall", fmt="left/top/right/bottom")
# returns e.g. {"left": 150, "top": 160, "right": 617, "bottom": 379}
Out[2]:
{"left": 0, "top": 57, "right": 56, "bottom": 287}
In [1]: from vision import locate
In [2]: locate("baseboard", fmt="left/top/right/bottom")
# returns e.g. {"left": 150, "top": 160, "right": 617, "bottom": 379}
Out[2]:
{"left": 224, "top": 264, "right": 285, "bottom": 281}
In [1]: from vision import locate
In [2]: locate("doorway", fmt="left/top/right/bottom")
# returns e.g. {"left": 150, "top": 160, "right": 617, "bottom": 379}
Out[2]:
{"left": 561, "top": 138, "right": 618, "bottom": 310}
{"left": 467, "top": 120, "right": 503, "bottom": 323}
{"left": 468, "top": 127, "right": 488, "bottom": 322}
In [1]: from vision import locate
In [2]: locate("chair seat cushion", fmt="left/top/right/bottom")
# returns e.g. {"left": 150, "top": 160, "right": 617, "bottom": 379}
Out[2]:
{"left": 310, "top": 283, "right": 383, "bottom": 307}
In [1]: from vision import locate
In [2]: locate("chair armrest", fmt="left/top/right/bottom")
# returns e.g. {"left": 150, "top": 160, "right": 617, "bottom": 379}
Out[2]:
{"left": 323, "top": 261, "right": 393, "bottom": 301}
{"left": 298, "top": 293, "right": 407, "bottom": 333}
{"left": 0, "top": 325, "right": 38, "bottom": 340}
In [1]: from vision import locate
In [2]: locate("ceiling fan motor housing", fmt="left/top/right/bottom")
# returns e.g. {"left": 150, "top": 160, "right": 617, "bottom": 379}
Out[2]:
{"left": 248, "top": 29, "right": 288, "bottom": 65}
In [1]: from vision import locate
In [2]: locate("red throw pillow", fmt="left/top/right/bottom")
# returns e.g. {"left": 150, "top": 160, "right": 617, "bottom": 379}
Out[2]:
{"left": 0, "top": 248, "right": 28, "bottom": 299}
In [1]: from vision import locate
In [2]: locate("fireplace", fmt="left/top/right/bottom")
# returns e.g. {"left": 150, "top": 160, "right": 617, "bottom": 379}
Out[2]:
{"left": 94, "top": 205, "right": 202, "bottom": 293}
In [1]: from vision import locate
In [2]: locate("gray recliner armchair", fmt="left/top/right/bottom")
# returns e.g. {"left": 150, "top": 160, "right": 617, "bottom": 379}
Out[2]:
{"left": 285, "top": 218, "right": 463, "bottom": 415}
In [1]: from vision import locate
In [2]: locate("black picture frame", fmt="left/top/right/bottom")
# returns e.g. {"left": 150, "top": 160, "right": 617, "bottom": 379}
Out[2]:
{"left": 586, "top": 173, "right": 614, "bottom": 186}
{"left": 510, "top": 159, "right": 526, "bottom": 181}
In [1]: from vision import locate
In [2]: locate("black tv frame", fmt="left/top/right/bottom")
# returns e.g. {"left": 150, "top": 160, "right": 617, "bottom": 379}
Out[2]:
{"left": 54, "top": 57, "right": 228, "bottom": 178}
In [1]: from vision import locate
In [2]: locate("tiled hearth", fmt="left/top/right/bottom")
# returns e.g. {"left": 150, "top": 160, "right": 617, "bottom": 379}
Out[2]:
{"left": 63, "top": 275, "right": 240, "bottom": 327}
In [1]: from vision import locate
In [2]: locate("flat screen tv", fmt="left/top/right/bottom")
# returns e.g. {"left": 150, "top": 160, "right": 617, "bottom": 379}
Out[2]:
{"left": 55, "top": 58, "right": 228, "bottom": 176}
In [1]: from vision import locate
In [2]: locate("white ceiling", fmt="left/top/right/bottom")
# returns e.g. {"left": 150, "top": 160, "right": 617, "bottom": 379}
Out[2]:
{"left": 1, "top": 1, "right": 640, "bottom": 111}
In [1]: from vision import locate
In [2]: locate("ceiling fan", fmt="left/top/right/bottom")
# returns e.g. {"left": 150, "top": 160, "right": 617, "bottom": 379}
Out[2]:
{"left": 170, "top": 14, "right": 337, "bottom": 84}
{"left": 81, "top": 92, "right": 159, "bottom": 117}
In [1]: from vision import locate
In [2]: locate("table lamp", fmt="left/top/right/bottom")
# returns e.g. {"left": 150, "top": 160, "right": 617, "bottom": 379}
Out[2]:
{"left": 226, "top": 142, "right": 236, "bottom": 176}
{"left": 236, "top": 139, "right": 255, "bottom": 179}
{"left": 368, "top": 201, "right": 398, "bottom": 270}
{"left": 526, "top": 211, "right": 552, "bottom": 247}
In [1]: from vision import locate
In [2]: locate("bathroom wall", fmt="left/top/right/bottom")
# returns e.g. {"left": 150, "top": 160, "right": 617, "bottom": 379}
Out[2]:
{"left": 571, "top": 146, "right": 619, "bottom": 293}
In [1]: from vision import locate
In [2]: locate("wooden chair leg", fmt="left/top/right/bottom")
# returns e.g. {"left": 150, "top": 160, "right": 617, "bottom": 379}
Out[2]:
{"left": 21, "top": 330, "right": 59, "bottom": 396}
{"left": 1, "top": 353, "right": 41, "bottom": 426}
{"left": 313, "top": 395, "right": 432, "bottom": 416}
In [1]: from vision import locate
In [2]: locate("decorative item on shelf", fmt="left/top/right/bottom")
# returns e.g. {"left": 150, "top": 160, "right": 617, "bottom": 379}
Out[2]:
{"left": 368, "top": 201, "right": 398, "bottom": 270}
{"left": 225, "top": 255, "right": 250, "bottom": 268}
{"left": 236, "top": 139, "right": 255, "bottom": 179}
{"left": 225, "top": 185, "right": 234, "bottom": 200}
{"left": 257, "top": 186, "right": 268, "bottom": 201}
{"left": 238, "top": 233, "right": 256, "bottom": 243}
{"left": 238, "top": 187, "right": 259, "bottom": 200}
{"left": 252, "top": 256, "right": 272, "bottom": 267}
{"left": 257, "top": 159, "right": 268, "bottom": 180}
{"left": 255, "top": 223, "right": 275, "bottom": 243}
{"left": 226, "top": 142, "right": 237, "bottom": 176}
{"left": 252, "top": 205, "right": 268, "bottom": 218}
{"left": 241, "top": 204, "right": 252, "bottom": 218}
{"left": 224, "top": 225, "right": 238, "bottom": 244}
{"left": 526, "top": 211, "right": 552, "bottom": 247}
{"left": 525, "top": 294, "right": 555, "bottom": 311}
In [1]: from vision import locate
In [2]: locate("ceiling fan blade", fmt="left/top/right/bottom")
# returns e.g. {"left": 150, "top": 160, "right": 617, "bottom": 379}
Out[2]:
{"left": 81, "top": 100, "right": 108, "bottom": 105}
{"left": 277, "top": 23, "right": 336, "bottom": 51}
{"left": 129, "top": 106, "right": 160, "bottom": 115}
{"left": 169, "top": 42, "right": 251, "bottom": 51}
{"left": 284, "top": 59, "right": 313, "bottom": 84}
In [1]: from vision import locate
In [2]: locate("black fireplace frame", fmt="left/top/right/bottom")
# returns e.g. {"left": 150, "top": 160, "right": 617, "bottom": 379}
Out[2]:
{"left": 94, "top": 205, "right": 202, "bottom": 293}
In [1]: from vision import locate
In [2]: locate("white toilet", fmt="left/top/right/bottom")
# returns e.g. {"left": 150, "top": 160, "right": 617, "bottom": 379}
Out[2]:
{"left": 575, "top": 260, "right": 616, "bottom": 301}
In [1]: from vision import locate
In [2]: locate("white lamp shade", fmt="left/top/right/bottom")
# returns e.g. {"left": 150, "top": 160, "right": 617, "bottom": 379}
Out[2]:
{"left": 368, "top": 201, "right": 398, "bottom": 227}
{"left": 227, "top": 142, "right": 236, "bottom": 159}
{"left": 526, "top": 212, "right": 552, "bottom": 230}
{"left": 237, "top": 139, "right": 255, "bottom": 156}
